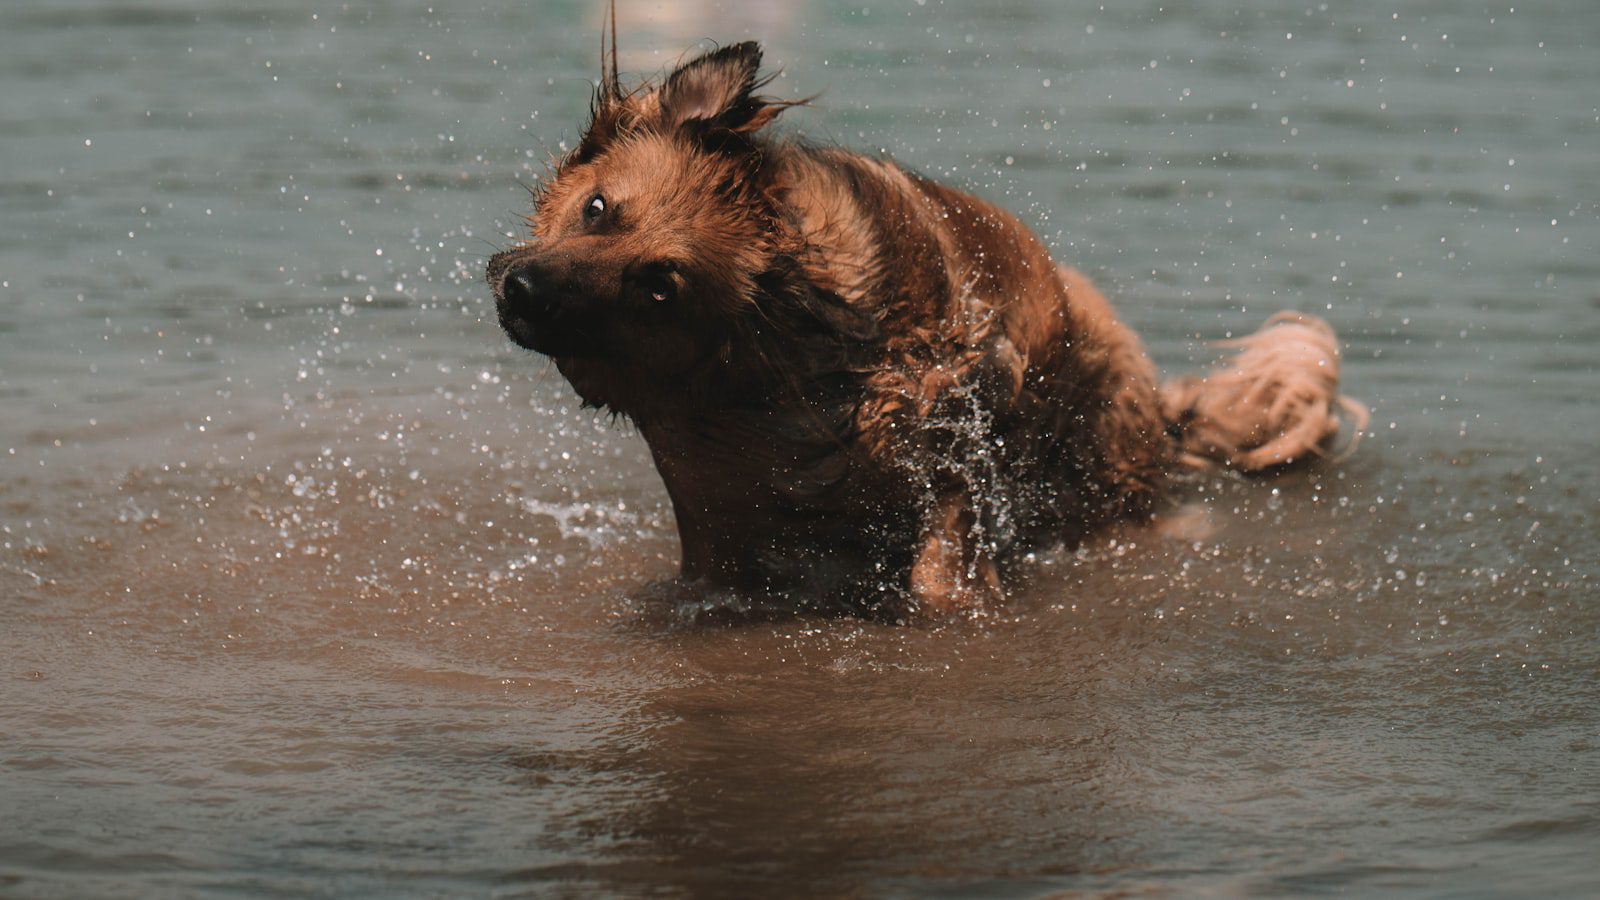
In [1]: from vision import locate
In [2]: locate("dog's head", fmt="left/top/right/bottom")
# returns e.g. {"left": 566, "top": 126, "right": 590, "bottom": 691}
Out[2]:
{"left": 488, "top": 41, "right": 803, "bottom": 415}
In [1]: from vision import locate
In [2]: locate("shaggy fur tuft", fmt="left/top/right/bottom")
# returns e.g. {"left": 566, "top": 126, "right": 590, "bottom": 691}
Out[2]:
{"left": 1161, "top": 312, "right": 1369, "bottom": 472}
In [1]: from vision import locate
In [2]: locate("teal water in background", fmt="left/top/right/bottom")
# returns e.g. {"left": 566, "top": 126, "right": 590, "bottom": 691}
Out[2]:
{"left": 3, "top": 1, "right": 1597, "bottom": 896}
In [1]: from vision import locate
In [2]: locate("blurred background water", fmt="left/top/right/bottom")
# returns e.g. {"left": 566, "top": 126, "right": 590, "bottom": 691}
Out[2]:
{"left": 2, "top": 1, "right": 1597, "bottom": 896}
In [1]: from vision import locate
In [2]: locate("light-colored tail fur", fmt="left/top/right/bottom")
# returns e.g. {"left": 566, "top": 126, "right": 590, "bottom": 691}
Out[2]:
{"left": 1160, "top": 312, "right": 1369, "bottom": 472}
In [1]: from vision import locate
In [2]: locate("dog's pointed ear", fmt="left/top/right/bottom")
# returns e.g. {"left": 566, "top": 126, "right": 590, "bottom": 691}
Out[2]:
{"left": 659, "top": 41, "right": 790, "bottom": 134}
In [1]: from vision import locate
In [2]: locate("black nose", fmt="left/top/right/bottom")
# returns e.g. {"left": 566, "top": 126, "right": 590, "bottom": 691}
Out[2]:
{"left": 494, "top": 261, "right": 578, "bottom": 355}
{"left": 497, "top": 264, "right": 549, "bottom": 317}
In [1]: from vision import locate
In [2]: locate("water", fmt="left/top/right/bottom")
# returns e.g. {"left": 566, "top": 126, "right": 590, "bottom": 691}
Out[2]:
{"left": 3, "top": 0, "right": 1597, "bottom": 895}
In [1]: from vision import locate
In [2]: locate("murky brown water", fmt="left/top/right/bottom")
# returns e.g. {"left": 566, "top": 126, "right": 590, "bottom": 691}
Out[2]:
{"left": 3, "top": 1, "right": 1598, "bottom": 896}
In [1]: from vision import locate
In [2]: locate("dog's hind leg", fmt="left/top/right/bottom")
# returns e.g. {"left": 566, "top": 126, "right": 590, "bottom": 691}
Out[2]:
{"left": 908, "top": 490, "right": 1002, "bottom": 614}
{"left": 1055, "top": 265, "right": 1172, "bottom": 516}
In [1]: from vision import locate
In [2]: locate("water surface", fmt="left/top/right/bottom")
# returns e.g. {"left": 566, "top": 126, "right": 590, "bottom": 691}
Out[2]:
{"left": 3, "top": 1, "right": 1598, "bottom": 896}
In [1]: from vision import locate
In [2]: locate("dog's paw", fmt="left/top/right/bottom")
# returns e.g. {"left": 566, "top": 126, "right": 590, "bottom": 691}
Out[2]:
{"left": 908, "top": 494, "right": 1003, "bottom": 615}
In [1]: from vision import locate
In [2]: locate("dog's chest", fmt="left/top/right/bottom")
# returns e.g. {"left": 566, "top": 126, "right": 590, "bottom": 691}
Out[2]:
{"left": 642, "top": 399, "right": 878, "bottom": 512}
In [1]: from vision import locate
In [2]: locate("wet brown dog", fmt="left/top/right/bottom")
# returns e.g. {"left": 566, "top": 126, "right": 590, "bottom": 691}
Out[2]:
{"left": 487, "top": 38, "right": 1365, "bottom": 616}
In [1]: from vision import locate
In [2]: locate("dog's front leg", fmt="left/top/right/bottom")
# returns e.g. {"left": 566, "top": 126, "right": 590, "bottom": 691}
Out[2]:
{"left": 908, "top": 491, "right": 1002, "bottom": 614}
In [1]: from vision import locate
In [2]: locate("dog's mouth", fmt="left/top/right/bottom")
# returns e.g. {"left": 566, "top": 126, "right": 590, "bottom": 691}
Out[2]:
{"left": 496, "top": 301, "right": 605, "bottom": 358}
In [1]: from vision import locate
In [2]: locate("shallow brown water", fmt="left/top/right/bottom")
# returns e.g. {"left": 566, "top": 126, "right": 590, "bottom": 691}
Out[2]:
{"left": 3, "top": 0, "right": 1599, "bottom": 896}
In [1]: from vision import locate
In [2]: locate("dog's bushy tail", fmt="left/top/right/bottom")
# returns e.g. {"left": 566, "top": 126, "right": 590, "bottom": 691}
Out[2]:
{"left": 1160, "top": 312, "right": 1369, "bottom": 472}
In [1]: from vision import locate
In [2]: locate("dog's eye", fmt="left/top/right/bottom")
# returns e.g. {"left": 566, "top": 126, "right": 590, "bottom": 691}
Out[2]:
{"left": 583, "top": 194, "right": 606, "bottom": 226}
{"left": 640, "top": 265, "right": 679, "bottom": 303}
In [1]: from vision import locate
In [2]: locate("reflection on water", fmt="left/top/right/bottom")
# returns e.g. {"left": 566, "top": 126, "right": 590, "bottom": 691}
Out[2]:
{"left": 2, "top": 0, "right": 1598, "bottom": 896}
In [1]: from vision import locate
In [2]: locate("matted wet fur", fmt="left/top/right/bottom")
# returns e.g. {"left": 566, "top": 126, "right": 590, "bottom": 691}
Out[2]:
{"left": 487, "top": 36, "right": 1366, "bottom": 616}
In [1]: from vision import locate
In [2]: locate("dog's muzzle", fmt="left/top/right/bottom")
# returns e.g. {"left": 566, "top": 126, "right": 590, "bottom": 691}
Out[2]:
{"left": 490, "top": 254, "right": 590, "bottom": 356}
{"left": 497, "top": 264, "right": 550, "bottom": 317}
